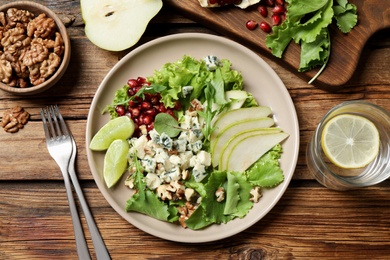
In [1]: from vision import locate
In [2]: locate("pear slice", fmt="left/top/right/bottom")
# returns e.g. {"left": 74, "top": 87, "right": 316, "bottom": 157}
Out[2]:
{"left": 219, "top": 130, "right": 289, "bottom": 172}
{"left": 81, "top": 0, "right": 163, "bottom": 51}
{"left": 211, "top": 106, "right": 272, "bottom": 140}
{"left": 211, "top": 117, "right": 275, "bottom": 167}
{"left": 225, "top": 90, "right": 248, "bottom": 110}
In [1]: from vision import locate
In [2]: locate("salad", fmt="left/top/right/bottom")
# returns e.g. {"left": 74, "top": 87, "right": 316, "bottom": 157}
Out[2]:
{"left": 92, "top": 55, "right": 288, "bottom": 230}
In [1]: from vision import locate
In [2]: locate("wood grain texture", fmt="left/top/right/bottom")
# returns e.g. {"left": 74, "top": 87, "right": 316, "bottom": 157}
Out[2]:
{"left": 1, "top": 182, "right": 390, "bottom": 259}
{"left": 165, "top": 0, "right": 390, "bottom": 89}
{"left": 0, "top": 0, "right": 390, "bottom": 259}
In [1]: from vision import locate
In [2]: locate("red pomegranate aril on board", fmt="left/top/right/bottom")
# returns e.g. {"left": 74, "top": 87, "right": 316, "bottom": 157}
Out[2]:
{"left": 265, "top": 0, "right": 275, "bottom": 7}
{"left": 272, "top": 14, "right": 282, "bottom": 25}
{"left": 275, "top": 0, "right": 284, "bottom": 5}
{"left": 128, "top": 100, "right": 137, "bottom": 108}
{"left": 273, "top": 5, "right": 286, "bottom": 14}
{"left": 246, "top": 20, "right": 258, "bottom": 30}
{"left": 258, "top": 5, "right": 268, "bottom": 17}
{"left": 260, "top": 22, "right": 272, "bottom": 33}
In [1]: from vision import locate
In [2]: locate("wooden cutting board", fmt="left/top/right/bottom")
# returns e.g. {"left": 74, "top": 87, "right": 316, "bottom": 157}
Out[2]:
{"left": 165, "top": 0, "right": 390, "bottom": 89}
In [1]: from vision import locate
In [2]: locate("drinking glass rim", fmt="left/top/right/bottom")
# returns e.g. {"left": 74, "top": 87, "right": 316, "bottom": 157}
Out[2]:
{"left": 312, "top": 100, "right": 390, "bottom": 187}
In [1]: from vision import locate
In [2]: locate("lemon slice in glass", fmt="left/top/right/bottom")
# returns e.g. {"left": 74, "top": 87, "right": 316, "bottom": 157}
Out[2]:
{"left": 321, "top": 114, "right": 380, "bottom": 169}
{"left": 104, "top": 139, "right": 130, "bottom": 188}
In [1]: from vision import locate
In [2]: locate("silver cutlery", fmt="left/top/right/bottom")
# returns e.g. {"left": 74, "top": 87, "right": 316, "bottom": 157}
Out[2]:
{"left": 41, "top": 105, "right": 110, "bottom": 260}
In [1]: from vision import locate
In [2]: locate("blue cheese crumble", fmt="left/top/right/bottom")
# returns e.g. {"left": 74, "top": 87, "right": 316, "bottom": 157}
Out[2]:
{"left": 126, "top": 104, "right": 212, "bottom": 200}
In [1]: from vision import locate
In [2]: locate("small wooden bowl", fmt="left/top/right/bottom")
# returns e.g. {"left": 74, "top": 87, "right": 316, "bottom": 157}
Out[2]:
{"left": 0, "top": 1, "right": 71, "bottom": 95}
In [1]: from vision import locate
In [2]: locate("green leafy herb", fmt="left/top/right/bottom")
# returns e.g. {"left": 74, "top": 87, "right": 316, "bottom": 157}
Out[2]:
{"left": 154, "top": 113, "right": 182, "bottom": 137}
{"left": 246, "top": 144, "right": 284, "bottom": 188}
{"left": 125, "top": 147, "right": 178, "bottom": 222}
{"left": 265, "top": 0, "right": 358, "bottom": 83}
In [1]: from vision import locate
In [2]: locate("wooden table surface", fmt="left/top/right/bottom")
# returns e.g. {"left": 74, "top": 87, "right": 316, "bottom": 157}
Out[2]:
{"left": 1, "top": 1, "right": 389, "bottom": 259}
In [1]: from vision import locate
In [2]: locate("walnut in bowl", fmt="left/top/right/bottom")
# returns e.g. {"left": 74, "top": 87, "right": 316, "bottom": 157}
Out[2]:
{"left": 0, "top": 1, "right": 70, "bottom": 95}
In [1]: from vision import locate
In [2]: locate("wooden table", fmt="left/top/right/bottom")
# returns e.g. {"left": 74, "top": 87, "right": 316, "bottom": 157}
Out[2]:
{"left": 1, "top": 1, "right": 389, "bottom": 259}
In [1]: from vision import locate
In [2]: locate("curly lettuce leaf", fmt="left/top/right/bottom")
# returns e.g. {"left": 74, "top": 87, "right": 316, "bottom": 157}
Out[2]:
{"left": 299, "top": 28, "right": 330, "bottom": 72}
{"left": 266, "top": 0, "right": 358, "bottom": 80}
{"left": 247, "top": 145, "right": 284, "bottom": 188}
{"left": 125, "top": 157, "right": 178, "bottom": 222}
{"left": 185, "top": 171, "right": 254, "bottom": 230}
{"left": 333, "top": 3, "right": 358, "bottom": 33}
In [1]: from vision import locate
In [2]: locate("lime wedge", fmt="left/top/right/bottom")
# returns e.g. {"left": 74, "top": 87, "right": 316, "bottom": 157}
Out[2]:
{"left": 321, "top": 114, "right": 380, "bottom": 169}
{"left": 90, "top": 116, "right": 135, "bottom": 151}
{"left": 104, "top": 139, "right": 129, "bottom": 188}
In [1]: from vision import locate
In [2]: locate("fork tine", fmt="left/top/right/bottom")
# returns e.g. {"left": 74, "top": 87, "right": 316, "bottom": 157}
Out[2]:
{"left": 49, "top": 105, "right": 63, "bottom": 137}
{"left": 53, "top": 105, "right": 70, "bottom": 136}
{"left": 40, "top": 108, "right": 51, "bottom": 140}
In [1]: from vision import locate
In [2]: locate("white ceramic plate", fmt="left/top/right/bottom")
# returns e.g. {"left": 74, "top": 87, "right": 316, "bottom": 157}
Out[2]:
{"left": 86, "top": 33, "right": 299, "bottom": 243}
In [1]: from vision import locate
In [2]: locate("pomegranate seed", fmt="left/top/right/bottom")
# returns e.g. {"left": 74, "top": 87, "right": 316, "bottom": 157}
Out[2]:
{"left": 128, "top": 100, "right": 137, "bottom": 107}
{"left": 131, "top": 107, "right": 141, "bottom": 118}
{"left": 127, "top": 79, "right": 138, "bottom": 88}
{"left": 173, "top": 101, "right": 182, "bottom": 110}
{"left": 150, "top": 96, "right": 160, "bottom": 105}
{"left": 127, "top": 88, "right": 136, "bottom": 97}
{"left": 260, "top": 22, "right": 272, "bottom": 33}
{"left": 146, "top": 108, "right": 158, "bottom": 116}
{"left": 115, "top": 105, "right": 126, "bottom": 116}
{"left": 141, "top": 101, "right": 152, "bottom": 110}
{"left": 272, "top": 5, "right": 286, "bottom": 14}
{"left": 246, "top": 20, "right": 258, "bottom": 30}
{"left": 272, "top": 14, "right": 282, "bottom": 25}
{"left": 143, "top": 115, "right": 153, "bottom": 125}
{"left": 166, "top": 109, "right": 175, "bottom": 118}
{"left": 257, "top": 6, "right": 268, "bottom": 17}
{"left": 147, "top": 122, "right": 154, "bottom": 132}
{"left": 275, "top": 0, "right": 284, "bottom": 5}
{"left": 265, "top": 0, "right": 275, "bottom": 7}
{"left": 158, "top": 104, "right": 167, "bottom": 113}
{"left": 136, "top": 77, "right": 146, "bottom": 84}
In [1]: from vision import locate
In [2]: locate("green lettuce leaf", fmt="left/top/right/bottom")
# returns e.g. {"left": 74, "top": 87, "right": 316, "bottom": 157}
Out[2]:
{"left": 247, "top": 145, "right": 284, "bottom": 188}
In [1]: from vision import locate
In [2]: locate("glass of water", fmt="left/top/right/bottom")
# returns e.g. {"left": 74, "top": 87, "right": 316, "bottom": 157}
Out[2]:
{"left": 306, "top": 100, "right": 390, "bottom": 190}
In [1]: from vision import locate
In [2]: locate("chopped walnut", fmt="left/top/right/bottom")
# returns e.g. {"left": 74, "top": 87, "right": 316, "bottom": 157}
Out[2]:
{"left": 178, "top": 201, "right": 197, "bottom": 228}
{"left": 1, "top": 105, "right": 30, "bottom": 133}
{"left": 0, "top": 54, "right": 13, "bottom": 84}
{"left": 27, "top": 13, "right": 56, "bottom": 39}
{"left": 6, "top": 8, "right": 34, "bottom": 29}
{"left": 0, "top": 8, "right": 64, "bottom": 88}
{"left": 250, "top": 186, "right": 262, "bottom": 203}
{"left": 215, "top": 187, "right": 225, "bottom": 202}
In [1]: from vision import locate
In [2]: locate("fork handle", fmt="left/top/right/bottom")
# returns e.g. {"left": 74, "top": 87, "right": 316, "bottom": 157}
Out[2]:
{"left": 61, "top": 168, "right": 92, "bottom": 260}
{"left": 68, "top": 166, "right": 111, "bottom": 260}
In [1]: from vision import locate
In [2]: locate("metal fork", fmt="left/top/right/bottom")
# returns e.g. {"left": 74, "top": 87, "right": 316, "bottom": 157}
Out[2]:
{"left": 65, "top": 119, "right": 111, "bottom": 260}
{"left": 41, "top": 105, "right": 91, "bottom": 260}
{"left": 42, "top": 105, "right": 111, "bottom": 260}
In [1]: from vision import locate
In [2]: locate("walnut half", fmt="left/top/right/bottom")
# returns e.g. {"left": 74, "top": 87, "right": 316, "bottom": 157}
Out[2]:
{"left": 1, "top": 105, "right": 30, "bottom": 133}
